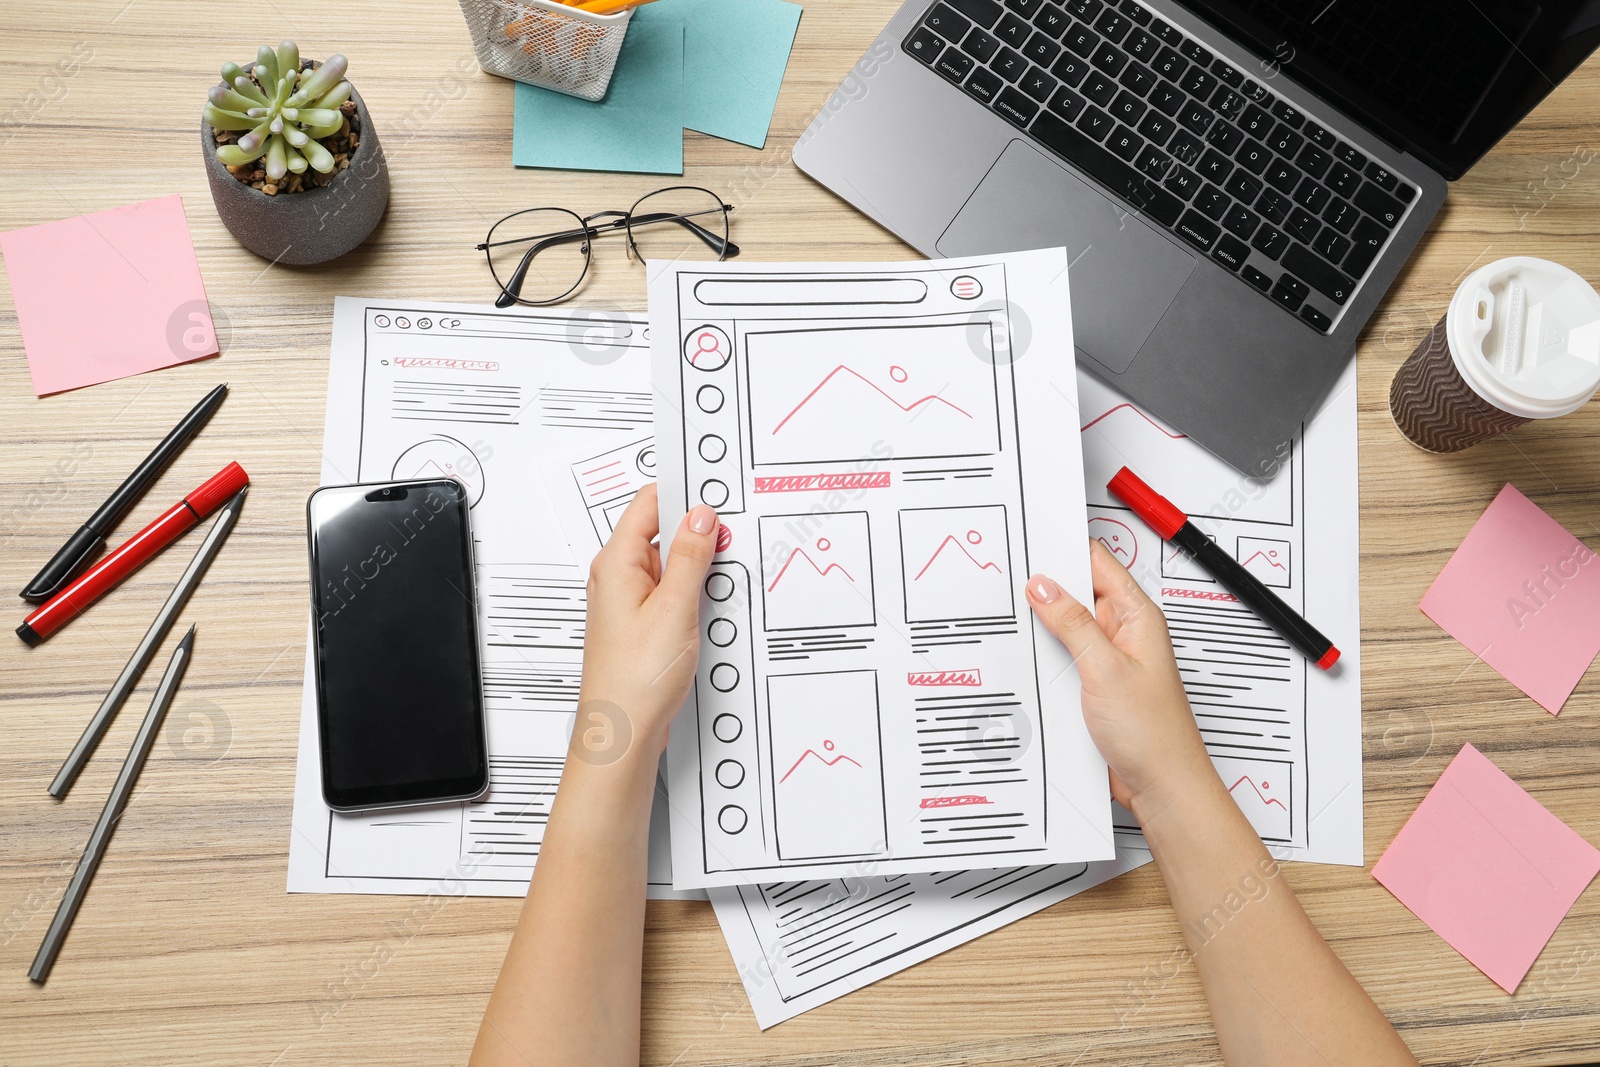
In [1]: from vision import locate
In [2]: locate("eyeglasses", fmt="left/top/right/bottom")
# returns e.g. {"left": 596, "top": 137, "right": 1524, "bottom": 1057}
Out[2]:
{"left": 477, "top": 186, "right": 739, "bottom": 308}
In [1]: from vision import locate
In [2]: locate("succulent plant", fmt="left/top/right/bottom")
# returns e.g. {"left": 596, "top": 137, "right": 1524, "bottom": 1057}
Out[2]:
{"left": 204, "top": 42, "right": 353, "bottom": 182}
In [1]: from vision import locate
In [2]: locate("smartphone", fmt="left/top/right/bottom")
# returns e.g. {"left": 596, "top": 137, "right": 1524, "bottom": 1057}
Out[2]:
{"left": 305, "top": 479, "right": 489, "bottom": 811}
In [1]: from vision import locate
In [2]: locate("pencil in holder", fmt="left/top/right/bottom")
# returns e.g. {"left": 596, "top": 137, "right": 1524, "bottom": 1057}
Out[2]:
{"left": 458, "top": 0, "right": 632, "bottom": 102}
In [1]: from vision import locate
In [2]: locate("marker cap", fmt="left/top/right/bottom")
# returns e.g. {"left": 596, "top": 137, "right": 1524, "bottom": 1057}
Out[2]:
{"left": 185, "top": 462, "right": 250, "bottom": 517}
{"left": 1106, "top": 467, "right": 1186, "bottom": 540}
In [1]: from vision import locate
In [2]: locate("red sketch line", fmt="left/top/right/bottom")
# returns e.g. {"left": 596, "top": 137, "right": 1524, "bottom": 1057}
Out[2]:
{"left": 1241, "top": 551, "right": 1288, "bottom": 572}
{"left": 771, "top": 365, "right": 974, "bottom": 435}
{"left": 1227, "top": 776, "right": 1287, "bottom": 811}
{"left": 907, "top": 669, "right": 982, "bottom": 687}
{"left": 914, "top": 536, "right": 1002, "bottom": 581}
{"left": 779, "top": 748, "right": 863, "bottom": 783}
{"left": 767, "top": 548, "right": 856, "bottom": 592}
{"left": 755, "top": 472, "right": 891, "bottom": 493}
{"left": 1163, "top": 587, "right": 1239, "bottom": 603}
{"left": 1080, "top": 403, "right": 1187, "bottom": 439}
{"left": 393, "top": 358, "right": 499, "bottom": 371}
{"left": 412, "top": 459, "right": 453, "bottom": 478}
{"left": 920, "top": 794, "right": 992, "bottom": 809}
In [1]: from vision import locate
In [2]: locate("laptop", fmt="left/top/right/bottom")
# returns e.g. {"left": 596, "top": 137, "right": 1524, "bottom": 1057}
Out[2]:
{"left": 793, "top": 0, "right": 1600, "bottom": 474}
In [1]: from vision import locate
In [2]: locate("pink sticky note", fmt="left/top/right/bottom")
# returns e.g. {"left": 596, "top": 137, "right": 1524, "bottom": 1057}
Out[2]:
{"left": 1419, "top": 484, "right": 1600, "bottom": 715}
{"left": 1373, "top": 744, "right": 1600, "bottom": 993}
{"left": 0, "top": 194, "right": 217, "bottom": 396}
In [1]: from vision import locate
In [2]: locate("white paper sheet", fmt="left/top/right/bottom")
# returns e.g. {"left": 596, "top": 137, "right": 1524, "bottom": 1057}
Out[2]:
{"left": 286, "top": 298, "right": 703, "bottom": 900}
{"left": 1081, "top": 363, "right": 1363, "bottom": 865}
{"left": 649, "top": 251, "right": 1113, "bottom": 890}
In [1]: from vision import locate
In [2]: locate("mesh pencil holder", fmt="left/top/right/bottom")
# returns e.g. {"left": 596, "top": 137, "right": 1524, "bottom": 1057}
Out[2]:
{"left": 458, "top": 0, "right": 632, "bottom": 101}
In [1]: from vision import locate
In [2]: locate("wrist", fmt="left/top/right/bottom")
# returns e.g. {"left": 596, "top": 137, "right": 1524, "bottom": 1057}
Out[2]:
{"left": 1127, "top": 754, "right": 1228, "bottom": 836}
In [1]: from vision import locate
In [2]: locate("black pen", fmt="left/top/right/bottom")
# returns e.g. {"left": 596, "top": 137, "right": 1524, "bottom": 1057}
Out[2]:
{"left": 20, "top": 383, "right": 228, "bottom": 602}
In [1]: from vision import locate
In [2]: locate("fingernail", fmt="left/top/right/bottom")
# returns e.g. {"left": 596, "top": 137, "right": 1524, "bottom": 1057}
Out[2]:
{"left": 688, "top": 505, "right": 717, "bottom": 535}
{"left": 1028, "top": 574, "right": 1060, "bottom": 604}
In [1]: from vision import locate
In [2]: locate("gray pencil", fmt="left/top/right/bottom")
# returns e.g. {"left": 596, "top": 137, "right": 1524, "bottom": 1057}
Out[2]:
{"left": 30, "top": 625, "right": 196, "bottom": 983}
{"left": 49, "top": 488, "right": 245, "bottom": 799}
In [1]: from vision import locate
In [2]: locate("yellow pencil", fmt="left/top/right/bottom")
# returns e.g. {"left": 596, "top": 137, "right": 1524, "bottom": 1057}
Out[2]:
{"left": 575, "top": 0, "right": 657, "bottom": 15}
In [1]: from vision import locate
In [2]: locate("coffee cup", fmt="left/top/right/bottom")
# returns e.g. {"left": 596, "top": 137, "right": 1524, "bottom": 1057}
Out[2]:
{"left": 1389, "top": 256, "right": 1600, "bottom": 452}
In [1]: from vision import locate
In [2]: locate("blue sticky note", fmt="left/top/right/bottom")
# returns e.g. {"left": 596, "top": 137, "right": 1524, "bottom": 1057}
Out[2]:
{"left": 512, "top": 17, "right": 685, "bottom": 175}
{"left": 652, "top": 0, "right": 802, "bottom": 149}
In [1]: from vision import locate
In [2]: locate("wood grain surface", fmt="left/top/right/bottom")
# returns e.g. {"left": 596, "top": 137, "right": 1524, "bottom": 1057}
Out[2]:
{"left": 2, "top": 1, "right": 1598, "bottom": 1064}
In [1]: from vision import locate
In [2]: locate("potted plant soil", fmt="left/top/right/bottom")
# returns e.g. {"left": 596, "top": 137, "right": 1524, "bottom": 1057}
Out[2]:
{"left": 200, "top": 41, "right": 389, "bottom": 266}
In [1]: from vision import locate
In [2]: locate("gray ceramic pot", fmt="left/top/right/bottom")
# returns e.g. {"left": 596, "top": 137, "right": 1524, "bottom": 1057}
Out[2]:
{"left": 200, "top": 79, "right": 389, "bottom": 266}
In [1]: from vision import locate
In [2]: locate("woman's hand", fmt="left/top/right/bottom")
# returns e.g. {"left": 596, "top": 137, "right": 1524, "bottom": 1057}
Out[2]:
{"left": 577, "top": 484, "right": 718, "bottom": 760}
{"left": 1025, "top": 539, "right": 1217, "bottom": 819}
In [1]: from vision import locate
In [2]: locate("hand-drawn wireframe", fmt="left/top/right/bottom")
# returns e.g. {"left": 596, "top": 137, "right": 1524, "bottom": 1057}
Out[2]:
{"left": 289, "top": 300, "right": 701, "bottom": 902}
{"left": 654, "top": 252, "right": 1110, "bottom": 890}
{"left": 759, "top": 511, "right": 876, "bottom": 630}
{"left": 1086, "top": 364, "right": 1363, "bottom": 866}
{"left": 1087, "top": 514, "right": 1139, "bottom": 569}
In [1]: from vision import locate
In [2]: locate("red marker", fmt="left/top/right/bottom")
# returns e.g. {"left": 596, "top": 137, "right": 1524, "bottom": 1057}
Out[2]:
{"left": 16, "top": 462, "right": 249, "bottom": 647}
{"left": 1107, "top": 466, "right": 1341, "bottom": 671}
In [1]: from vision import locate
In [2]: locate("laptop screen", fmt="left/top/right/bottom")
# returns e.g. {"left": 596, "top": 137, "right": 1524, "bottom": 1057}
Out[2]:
{"left": 1175, "top": 0, "right": 1600, "bottom": 180}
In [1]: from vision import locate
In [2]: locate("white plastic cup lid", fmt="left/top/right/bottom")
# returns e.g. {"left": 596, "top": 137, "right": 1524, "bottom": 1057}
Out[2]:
{"left": 1447, "top": 256, "right": 1600, "bottom": 419}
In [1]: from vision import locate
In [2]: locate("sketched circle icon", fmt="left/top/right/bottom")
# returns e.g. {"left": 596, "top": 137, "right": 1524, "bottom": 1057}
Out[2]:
{"left": 683, "top": 325, "right": 732, "bottom": 371}
{"left": 1087, "top": 516, "right": 1138, "bottom": 567}
{"left": 391, "top": 435, "right": 486, "bottom": 507}
{"left": 950, "top": 275, "right": 983, "bottom": 300}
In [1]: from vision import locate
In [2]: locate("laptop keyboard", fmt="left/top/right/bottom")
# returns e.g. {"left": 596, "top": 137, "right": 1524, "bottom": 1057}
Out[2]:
{"left": 902, "top": 0, "right": 1418, "bottom": 334}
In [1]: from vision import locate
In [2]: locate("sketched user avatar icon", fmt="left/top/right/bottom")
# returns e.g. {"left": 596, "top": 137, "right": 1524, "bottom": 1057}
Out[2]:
{"left": 684, "top": 325, "right": 731, "bottom": 371}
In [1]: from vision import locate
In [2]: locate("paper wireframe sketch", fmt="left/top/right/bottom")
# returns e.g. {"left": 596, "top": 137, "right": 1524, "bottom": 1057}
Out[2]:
{"left": 1080, "top": 363, "right": 1364, "bottom": 865}
{"left": 651, "top": 250, "right": 1111, "bottom": 890}
{"left": 543, "top": 435, "right": 658, "bottom": 574}
{"left": 710, "top": 847, "right": 1150, "bottom": 1028}
{"left": 286, "top": 299, "right": 701, "bottom": 901}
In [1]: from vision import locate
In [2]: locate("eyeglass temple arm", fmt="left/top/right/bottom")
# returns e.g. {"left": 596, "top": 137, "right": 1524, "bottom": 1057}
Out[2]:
{"left": 494, "top": 226, "right": 599, "bottom": 308}
{"left": 630, "top": 211, "right": 741, "bottom": 259}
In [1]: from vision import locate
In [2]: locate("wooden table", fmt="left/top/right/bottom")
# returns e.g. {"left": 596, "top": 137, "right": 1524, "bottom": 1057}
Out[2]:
{"left": 2, "top": 2, "right": 1598, "bottom": 1064}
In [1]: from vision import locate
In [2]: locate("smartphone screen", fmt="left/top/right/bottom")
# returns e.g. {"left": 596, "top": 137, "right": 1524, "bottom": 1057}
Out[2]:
{"left": 306, "top": 479, "right": 488, "bottom": 810}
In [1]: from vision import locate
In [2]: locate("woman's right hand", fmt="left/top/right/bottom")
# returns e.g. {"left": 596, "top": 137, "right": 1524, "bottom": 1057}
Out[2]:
{"left": 1025, "top": 539, "right": 1219, "bottom": 819}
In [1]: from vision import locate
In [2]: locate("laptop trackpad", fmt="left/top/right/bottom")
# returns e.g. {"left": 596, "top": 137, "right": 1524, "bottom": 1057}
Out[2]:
{"left": 935, "top": 140, "right": 1194, "bottom": 374}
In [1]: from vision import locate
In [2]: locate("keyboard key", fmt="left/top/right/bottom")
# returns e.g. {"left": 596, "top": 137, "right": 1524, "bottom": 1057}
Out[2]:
{"left": 1267, "top": 124, "right": 1304, "bottom": 157}
{"left": 1178, "top": 39, "right": 1212, "bottom": 65}
{"left": 1240, "top": 79, "right": 1269, "bottom": 102}
{"left": 1271, "top": 274, "right": 1308, "bottom": 312}
{"left": 1293, "top": 178, "right": 1330, "bottom": 213}
{"left": 1239, "top": 104, "right": 1273, "bottom": 137}
{"left": 1212, "top": 234, "right": 1250, "bottom": 271}
{"left": 1165, "top": 167, "right": 1200, "bottom": 200}
{"left": 995, "top": 86, "right": 1040, "bottom": 127}
{"left": 1196, "top": 183, "right": 1228, "bottom": 220}
{"left": 1333, "top": 141, "right": 1366, "bottom": 169}
{"left": 1354, "top": 182, "right": 1405, "bottom": 227}
{"left": 1270, "top": 99, "right": 1303, "bottom": 127}
{"left": 1242, "top": 263, "right": 1273, "bottom": 291}
{"left": 1283, "top": 243, "right": 1354, "bottom": 303}
{"left": 1126, "top": 27, "right": 1159, "bottom": 62}
{"left": 1322, "top": 196, "right": 1356, "bottom": 233}
{"left": 1134, "top": 143, "right": 1172, "bottom": 179}
{"left": 993, "top": 46, "right": 1029, "bottom": 80}
{"left": 1364, "top": 161, "right": 1399, "bottom": 191}
{"left": 1211, "top": 57, "right": 1244, "bottom": 86}
{"left": 1264, "top": 159, "right": 1300, "bottom": 193}
{"left": 925, "top": 3, "right": 972, "bottom": 41}
{"left": 1077, "top": 104, "right": 1115, "bottom": 140}
{"left": 1178, "top": 101, "right": 1213, "bottom": 135}
{"left": 1257, "top": 189, "right": 1290, "bottom": 223}
{"left": 1091, "top": 42, "right": 1128, "bottom": 75}
{"left": 1206, "top": 121, "right": 1243, "bottom": 153}
{"left": 1062, "top": 0, "right": 1100, "bottom": 13}
{"left": 1024, "top": 31, "right": 1061, "bottom": 66}
{"left": 1327, "top": 162, "right": 1360, "bottom": 197}
{"left": 1094, "top": 9, "right": 1131, "bottom": 42}
{"left": 949, "top": 0, "right": 1002, "bottom": 26}
{"left": 1312, "top": 227, "right": 1352, "bottom": 264}
{"left": 1213, "top": 88, "right": 1246, "bottom": 118}
{"left": 1304, "top": 121, "right": 1335, "bottom": 149}
{"left": 1179, "top": 66, "right": 1218, "bottom": 98}
{"left": 1287, "top": 206, "right": 1319, "bottom": 243}
{"left": 1150, "top": 16, "right": 1182, "bottom": 45}
{"left": 1083, "top": 70, "right": 1118, "bottom": 106}
{"left": 1344, "top": 216, "right": 1387, "bottom": 276}
{"left": 1022, "top": 66, "right": 1059, "bottom": 102}
{"left": 1296, "top": 144, "right": 1331, "bottom": 180}
{"left": 1110, "top": 90, "right": 1147, "bottom": 125}
{"left": 1118, "top": 0, "right": 1151, "bottom": 25}
{"left": 1151, "top": 46, "right": 1188, "bottom": 81}
{"left": 1224, "top": 169, "right": 1262, "bottom": 203}
{"left": 1252, "top": 224, "right": 1290, "bottom": 261}
{"left": 1235, "top": 138, "right": 1269, "bottom": 174}
{"left": 1119, "top": 62, "right": 1156, "bottom": 95}
{"left": 1300, "top": 304, "right": 1332, "bottom": 331}
{"left": 1064, "top": 26, "right": 1099, "bottom": 57}
{"left": 1137, "top": 111, "right": 1174, "bottom": 146}
{"left": 995, "top": 11, "right": 1032, "bottom": 45}
{"left": 1106, "top": 124, "right": 1144, "bottom": 160}
{"left": 1049, "top": 84, "right": 1087, "bottom": 121}
{"left": 935, "top": 49, "right": 975, "bottom": 83}
{"left": 1006, "top": 0, "right": 1044, "bottom": 14}
{"left": 1175, "top": 209, "right": 1220, "bottom": 250}
{"left": 1052, "top": 52, "right": 1090, "bottom": 85}
{"left": 1149, "top": 81, "right": 1185, "bottom": 115}
{"left": 1222, "top": 202, "right": 1260, "bottom": 239}
{"left": 1168, "top": 129, "right": 1203, "bottom": 166}
{"left": 1030, "top": 110, "right": 1184, "bottom": 225}
{"left": 1197, "top": 148, "right": 1233, "bottom": 183}
{"left": 1396, "top": 183, "right": 1417, "bottom": 203}
{"left": 964, "top": 66, "right": 1004, "bottom": 102}
{"left": 905, "top": 27, "right": 945, "bottom": 64}
{"left": 964, "top": 28, "right": 1002, "bottom": 63}
{"left": 1034, "top": 4, "right": 1070, "bottom": 36}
